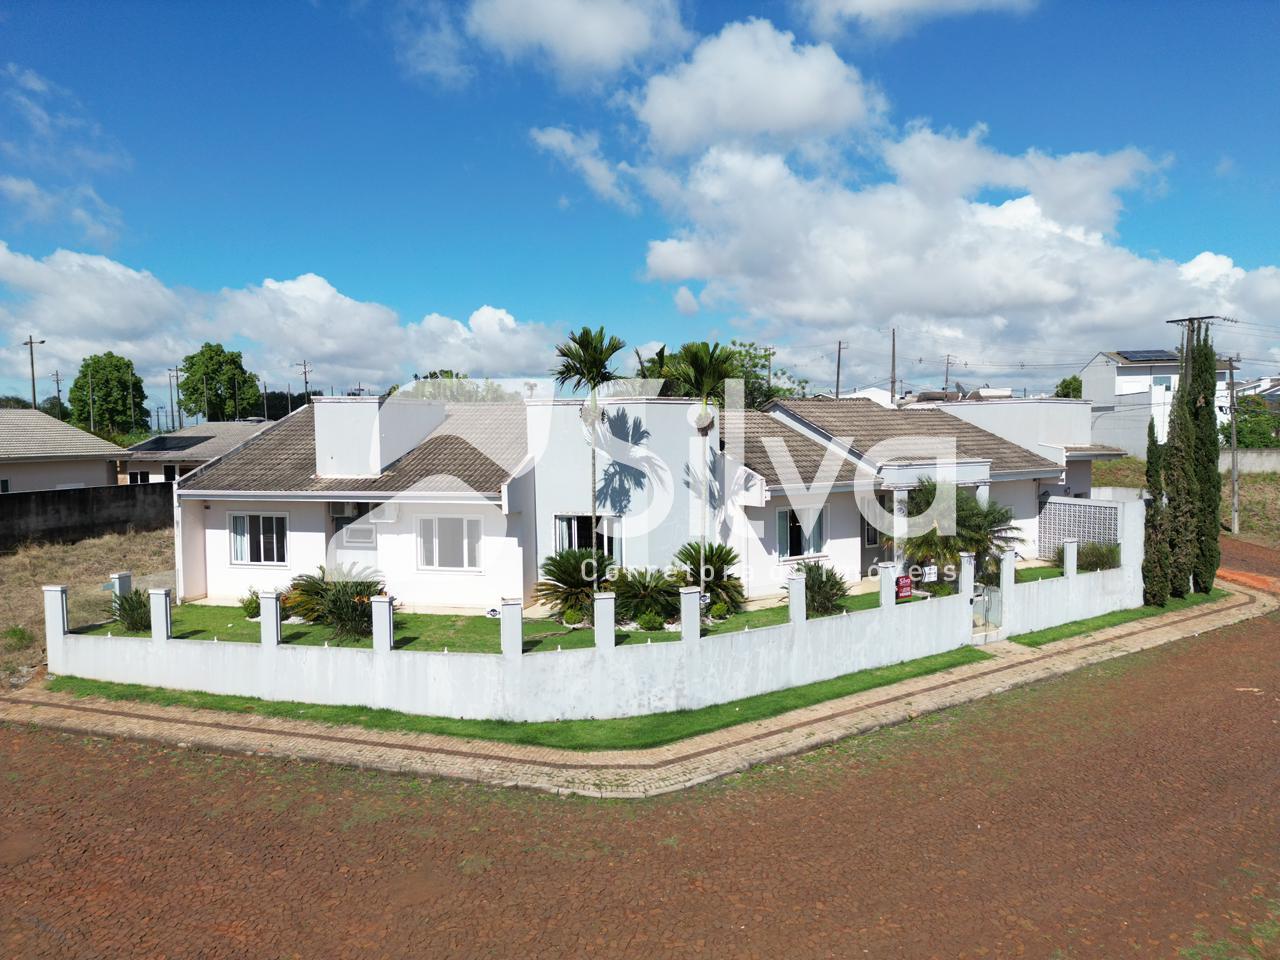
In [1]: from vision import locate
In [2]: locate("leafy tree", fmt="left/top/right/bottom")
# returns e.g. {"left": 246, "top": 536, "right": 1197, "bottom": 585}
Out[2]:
{"left": 1189, "top": 322, "right": 1220, "bottom": 593}
{"left": 1141, "top": 418, "right": 1171, "bottom": 606}
{"left": 38, "top": 395, "right": 69, "bottom": 420}
{"left": 68, "top": 352, "right": 148, "bottom": 434}
{"left": 177, "top": 342, "right": 261, "bottom": 422}
{"left": 0, "top": 394, "right": 29, "bottom": 409}
{"left": 894, "top": 479, "right": 1022, "bottom": 586}
{"left": 1054, "top": 374, "right": 1082, "bottom": 399}
{"left": 403, "top": 371, "right": 520, "bottom": 403}
{"left": 727, "top": 340, "right": 807, "bottom": 409}
{"left": 1224, "top": 395, "right": 1280, "bottom": 447}
{"left": 1163, "top": 387, "right": 1199, "bottom": 597}
{"left": 262, "top": 389, "right": 317, "bottom": 420}
{"left": 552, "top": 326, "right": 627, "bottom": 586}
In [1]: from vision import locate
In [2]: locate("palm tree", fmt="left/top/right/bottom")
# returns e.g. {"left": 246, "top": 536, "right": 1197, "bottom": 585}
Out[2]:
{"left": 552, "top": 326, "right": 626, "bottom": 584}
{"left": 892, "top": 479, "right": 1022, "bottom": 588}
{"left": 665, "top": 342, "right": 736, "bottom": 592}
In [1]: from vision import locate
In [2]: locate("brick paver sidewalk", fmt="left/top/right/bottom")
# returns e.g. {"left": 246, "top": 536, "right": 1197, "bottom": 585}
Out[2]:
{"left": 2, "top": 581, "right": 1273, "bottom": 798}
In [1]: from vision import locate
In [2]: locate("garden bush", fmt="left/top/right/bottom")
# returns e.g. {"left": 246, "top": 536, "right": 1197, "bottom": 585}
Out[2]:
{"left": 283, "top": 566, "right": 385, "bottom": 639}
{"left": 635, "top": 611, "right": 666, "bottom": 632}
{"left": 674, "top": 542, "right": 745, "bottom": 613}
{"left": 707, "top": 601, "right": 728, "bottom": 620}
{"left": 1053, "top": 541, "right": 1121, "bottom": 572}
{"left": 792, "top": 561, "right": 848, "bottom": 617}
{"left": 615, "top": 567, "right": 679, "bottom": 623}
{"left": 562, "top": 607, "right": 585, "bottom": 626}
{"left": 111, "top": 588, "right": 151, "bottom": 632}
{"left": 534, "top": 548, "right": 612, "bottom": 619}
{"left": 240, "top": 590, "right": 260, "bottom": 619}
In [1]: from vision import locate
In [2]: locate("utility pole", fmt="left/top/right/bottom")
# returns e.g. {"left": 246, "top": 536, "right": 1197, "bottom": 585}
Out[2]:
{"left": 261, "top": 378, "right": 268, "bottom": 419}
{"left": 943, "top": 354, "right": 953, "bottom": 393}
{"left": 1229, "top": 353, "right": 1240, "bottom": 535}
{"left": 50, "top": 369, "right": 64, "bottom": 419}
{"left": 167, "top": 370, "right": 176, "bottom": 432}
{"left": 834, "top": 341, "right": 847, "bottom": 398}
{"left": 233, "top": 376, "right": 240, "bottom": 420}
{"left": 22, "top": 334, "right": 44, "bottom": 409}
{"left": 890, "top": 328, "right": 897, "bottom": 403}
{"left": 128, "top": 376, "right": 136, "bottom": 433}
{"left": 170, "top": 366, "right": 184, "bottom": 429}
{"left": 295, "top": 360, "right": 312, "bottom": 402}
{"left": 286, "top": 382, "right": 293, "bottom": 415}
{"left": 88, "top": 369, "right": 95, "bottom": 433}
{"left": 202, "top": 374, "right": 210, "bottom": 422}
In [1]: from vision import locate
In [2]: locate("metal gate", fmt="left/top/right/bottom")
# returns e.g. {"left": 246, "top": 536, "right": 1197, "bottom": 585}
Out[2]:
{"left": 972, "top": 583, "right": 1002, "bottom": 634}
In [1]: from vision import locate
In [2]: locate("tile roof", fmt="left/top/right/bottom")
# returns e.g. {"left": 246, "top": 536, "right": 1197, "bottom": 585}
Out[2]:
{"left": 127, "top": 420, "right": 269, "bottom": 462}
{"left": 179, "top": 403, "right": 527, "bottom": 496}
{"left": 734, "top": 410, "right": 863, "bottom": 486}
{"left": 766, "top": 398, "right": 1061, "bottom": 476}
{"left": 0, "top": 409, "right": 126, "bottom": 461}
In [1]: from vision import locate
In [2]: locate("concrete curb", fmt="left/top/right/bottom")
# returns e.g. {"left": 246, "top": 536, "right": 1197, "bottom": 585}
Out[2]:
{"left": 1, "top": 580, "right": 1273, "bottom": 798}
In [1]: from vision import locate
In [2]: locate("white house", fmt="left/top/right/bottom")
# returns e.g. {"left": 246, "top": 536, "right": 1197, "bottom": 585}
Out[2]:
{"left": 122, "top": 419, "right": 268, "bottom": 484}
{"left": 174, "top": 390, "right": 1111, "bottom": 612}
{"left": 0, "top": 409, "right": 125, "bottom": 493}
{"left": 1080, "top": 349, "right": 1233, "bottom": 457}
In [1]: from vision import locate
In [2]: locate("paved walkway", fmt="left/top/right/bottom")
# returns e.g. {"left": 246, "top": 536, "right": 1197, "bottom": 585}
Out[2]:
{"left": 1, "top": 580, "right": 1273, "bottom": 798}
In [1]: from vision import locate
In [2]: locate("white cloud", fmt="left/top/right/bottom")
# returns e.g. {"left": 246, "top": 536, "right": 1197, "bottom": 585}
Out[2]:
{"left": 673, "top": 285, "right": 699, "bottom": 315}
{"left": 467, "top": 0, "right": 689, "bottom": 81}
{"left": 530, "top": 127, "right": 636, "bottom": 210}
{"left": 0, "top": 242, "right": 560, "bottom": 399}
{"left": 636, "top": 19, "right": 884, "bottom": 155}
{"left": 0, "top": 176, "right": 122, "bottom": 244}
{"left": 391, "top": 0, "right": 475, "bottom": 86}
{"left": 803, "top": 0, "right": 1037, "bottom": 37}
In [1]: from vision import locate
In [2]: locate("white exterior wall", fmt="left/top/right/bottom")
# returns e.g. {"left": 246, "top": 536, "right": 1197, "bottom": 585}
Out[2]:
{"left": 936, "top": 398, "right": 1091, "bottom": 459}
{"left": 0, "top": 457, "right": 117, "bottom": 492}
{"left": 990, "top": 479, "right": 1039, "bottom": 559}
{"left": 200, "top": 499, "right": 329, "bottom": 602}
{"left": 736, "top": 490, "right": 864, "bottom": 599}
{"left": 176, "top": 497, "right": 208, "bottom": 600}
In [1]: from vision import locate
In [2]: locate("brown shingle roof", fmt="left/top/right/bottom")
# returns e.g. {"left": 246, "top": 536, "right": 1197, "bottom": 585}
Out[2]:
{"left": 735, "top": 410, "right": 863, "bottom": 486}
{"left": 127, "top": 421, "right": 268, "bottom": 462}
{"left": 180, "top": 403, "right": 527, "bottom": 496}
{"left": 0, "top": 409, "right": 126, "bottom": 461}
{"left": 766, "top": 398, "right": 1060, "bottom": 476}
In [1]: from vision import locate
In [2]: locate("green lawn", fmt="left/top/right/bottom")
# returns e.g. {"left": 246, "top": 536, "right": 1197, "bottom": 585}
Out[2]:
{"left": 1015, "top": 566, "right": 1064, "bottom": 584}
{"left": 46, "top": 644, "right": 991, "bottom": 751}
{"left": 1010, "top": 588, "right": 1229, "bottom": 648}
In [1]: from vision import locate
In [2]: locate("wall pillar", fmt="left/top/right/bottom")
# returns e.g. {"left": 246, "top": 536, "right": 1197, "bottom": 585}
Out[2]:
{"left": 891, "top": 488, "right": 908, "bottom": 572}
{"left": 593, "top": 592, "right": 615, "bottom": 650}
{"left": 679, "top": 586, "right": 701, "bottom": 642}
{"left": 975, "top": 484, "right": 990, "bottom": 507}
{"left": 959, "top": 553, "right": 975, "bottom": 598}
{"left": 148, "top": 588, "right": 171, "bottom": 643}
{"left": 500, "top": 597, "right": 523, "bottom": 658}
{"left": 110, "top": 571, "right": 132, "bottom": 598}
{"left": 259, "top": 590, "right": 281, "bottom": 648}
{"left": 999, "top": 550, "right": 1015, "bottom": 596}
{"left": 877, "top": 561, "right": 898, "bottom": 608}
{"left": 371, "top": 595, "right": 394, "bottom": 653}
{"left": 787, "top": 573, "right": 807, "bottom": 625}
{"left": 43, "top": 585, "right": 68, "bottom": 672}
{"left": 1062, "top": 539, "right": 1078, "bottom": 578}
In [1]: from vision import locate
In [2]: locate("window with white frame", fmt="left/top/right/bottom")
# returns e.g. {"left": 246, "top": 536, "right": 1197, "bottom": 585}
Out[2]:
{"left": 554, "top": 514, "right": 620, "bottom": 561}
{"left": 230, "top": 513, "right": 288, "bottom": 564}
{"left": 863, "top": 493, "right": 887, "bottom": 547}
{"left": 419, "top": 516, "right": 482, "bottom": 570}
{"left": 777, "top": 507, "right": 826, "bottom": 559}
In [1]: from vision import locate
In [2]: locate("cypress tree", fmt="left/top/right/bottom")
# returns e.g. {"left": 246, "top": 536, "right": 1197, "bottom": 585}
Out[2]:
{"left": 1142, "top": 418, "right": 1171, "bottom": 606}
{"left": 1190, "top": 322, "right": 1221, "bottom": 592}
{"left": 1164, "top": 380, "right": 1199, "bottom": 597}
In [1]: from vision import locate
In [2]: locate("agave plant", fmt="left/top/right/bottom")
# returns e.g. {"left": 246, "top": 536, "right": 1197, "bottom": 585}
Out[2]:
{"left": 534, "top": 548, "right": 612, "bottom": 620}
{"left": 614, "top": 567, "right": 680, "bottom": 623}
{"left": 673, "top": 541, "right": 745, "bottom": 613}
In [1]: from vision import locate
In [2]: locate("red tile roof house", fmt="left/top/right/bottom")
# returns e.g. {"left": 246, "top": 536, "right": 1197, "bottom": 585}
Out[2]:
{"left": 173, "top": 391, "right": 1122, "bottom": 612}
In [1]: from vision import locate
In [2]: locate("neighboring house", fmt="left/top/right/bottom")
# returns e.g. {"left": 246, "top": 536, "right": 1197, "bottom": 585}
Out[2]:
{"left": 1080, "top": 349, "right": 1234, "bottom": 457}
{"left": 1237, "top": 376, "right": 1280, "bottom": 404}
{"left": 0, "top": 409, "right": 125, "bottom": 493}
{"left": 174, "top": 391, "right": 1105, "bottom": 612}
{"left": 122, "top": 420, "right": 269, "bottom": 484}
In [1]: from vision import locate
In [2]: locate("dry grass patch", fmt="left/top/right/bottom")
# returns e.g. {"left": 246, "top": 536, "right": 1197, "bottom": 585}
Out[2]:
{"left": 0, "top": 528, "right": 174, "bottom": 681}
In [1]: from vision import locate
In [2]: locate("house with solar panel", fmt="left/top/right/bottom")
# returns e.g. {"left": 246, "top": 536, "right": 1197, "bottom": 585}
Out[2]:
{"left": 1080, "top": 349, "right": 1234, "bottom": 457}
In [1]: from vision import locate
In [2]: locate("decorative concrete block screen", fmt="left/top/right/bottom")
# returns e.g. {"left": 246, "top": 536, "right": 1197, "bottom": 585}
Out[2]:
{"left": 1037, "top": 496, "right": 1120, "bottom": 561}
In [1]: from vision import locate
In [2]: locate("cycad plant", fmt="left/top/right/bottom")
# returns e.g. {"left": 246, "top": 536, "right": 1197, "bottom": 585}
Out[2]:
{"left": 553, "top": 326, "right": 626, "bottom": 587}
{"left": 535, "top": 548, "right": 612, "bottom": 621}
{"left": 674, "top": 541, "right": 745, "bottom": 613}
{"left": 791, "top": 561, "right": 848, "bottom": 617}
{"left": 615, "top": 567, "right": 680, "bottom": 623}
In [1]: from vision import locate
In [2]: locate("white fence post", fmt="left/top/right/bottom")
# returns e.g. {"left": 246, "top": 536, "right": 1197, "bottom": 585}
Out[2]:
{"left": 999, "top": 550, "right": 1015, "bottom": 595}
{"left": 259, "top": 590, "right": 281, "bottom": 648}
{"left": 594, "top": 592, "right": 616, "bottom": 650}
{"left": 959, "top": 553, "right": 975, "bottom": 598}
{"left": 788, "top": 573, "right": 807, "bottom": 625}
{"left": 148, "top": 588, "right": 171, "bottom": 643}
{"left": 371, "top": 595, "right": 394, "bottom": 653}
{"left": 500, "top": 597, "right": 523, "bottom": 658}
{"left": 43, "top": 585, "right": 68, "bottom": 672}
{"left": 679, "top": 586, "right": 701, "bottom": 641}
{"left": 1063, "top": 539, "right": 1078, "bottom": 578}
{"left": 110, "top": 571, "right": 132, "bottom": 598}
{"left": 877, "top": 561, "right": 897, "bottom": 608}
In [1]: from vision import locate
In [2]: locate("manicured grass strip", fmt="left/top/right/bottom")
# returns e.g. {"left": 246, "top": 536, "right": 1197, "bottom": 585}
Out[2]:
{"left": 46, "top": 645, "right": 992, "bottom": 752}
{"left": 1015, "top": 566, "right": 1064, "bottom": 583}
{"left": 1010, "top": 588, "right": 1229, "bottom": 648}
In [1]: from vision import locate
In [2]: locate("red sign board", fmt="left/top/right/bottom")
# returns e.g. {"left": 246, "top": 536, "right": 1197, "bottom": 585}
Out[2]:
{"left": 895, "top": 575, "right": 913, "bottom": 601}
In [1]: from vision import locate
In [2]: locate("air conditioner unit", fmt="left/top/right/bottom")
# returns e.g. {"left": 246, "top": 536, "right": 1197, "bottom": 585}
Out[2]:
{"left": 368, "top": 502, "right": 398, "bottom": 524}
{"left": 329, "top": 501, "right": 361, "bottom": 518}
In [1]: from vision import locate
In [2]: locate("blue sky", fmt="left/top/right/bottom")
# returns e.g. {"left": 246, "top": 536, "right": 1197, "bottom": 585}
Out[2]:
{"left": 2, "top": 0, "right": 1278, "bottom": 404}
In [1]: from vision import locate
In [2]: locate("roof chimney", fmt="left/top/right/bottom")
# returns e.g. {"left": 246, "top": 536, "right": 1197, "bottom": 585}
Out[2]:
{"left": 312, "top": 395, "right": 445, "bottom": 478}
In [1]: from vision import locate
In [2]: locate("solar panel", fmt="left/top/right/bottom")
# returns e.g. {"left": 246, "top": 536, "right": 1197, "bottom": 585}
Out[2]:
{"left": 1116, "top": 349, "right": 1178, "bottom": 362}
